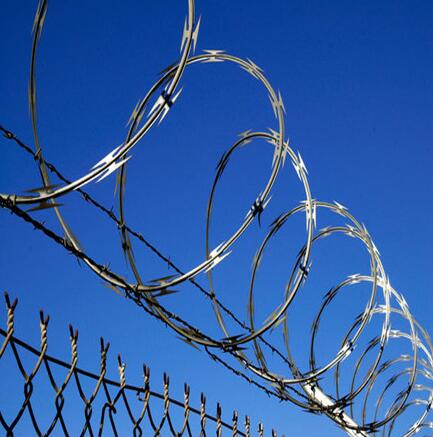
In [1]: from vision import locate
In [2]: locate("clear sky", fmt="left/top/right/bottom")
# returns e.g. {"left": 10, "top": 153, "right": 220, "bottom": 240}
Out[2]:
{"left": 1, "top": 1, "right": 432, "bottom": 435}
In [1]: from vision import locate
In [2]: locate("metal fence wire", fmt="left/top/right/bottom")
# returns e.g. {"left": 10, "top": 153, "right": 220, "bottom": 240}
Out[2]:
{"left": 0, "top": 293, "right": 278, "bottom": 437}
{"left": 2, "top": 1, "right": 433, "bottom": 435}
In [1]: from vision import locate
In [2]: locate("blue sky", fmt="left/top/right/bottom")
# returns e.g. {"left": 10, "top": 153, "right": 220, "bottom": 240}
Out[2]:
{"left": 1, "top": 1, "right": 432, "bottom": 435}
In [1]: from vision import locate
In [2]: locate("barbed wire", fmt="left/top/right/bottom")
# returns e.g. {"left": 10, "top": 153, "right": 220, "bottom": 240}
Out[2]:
{"left": 0, "top": 124, "right": 302, "bottom": 372}
{"left": 1, "top": 0, "right": 433, "bottom": 435}
{"left": 0, "top": 190, "right": 309, "bottom": 407}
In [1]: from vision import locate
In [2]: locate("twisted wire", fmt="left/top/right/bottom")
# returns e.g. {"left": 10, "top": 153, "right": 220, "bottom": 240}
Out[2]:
{"left": 0, "top": 293, "right": 279, "bottom": 436}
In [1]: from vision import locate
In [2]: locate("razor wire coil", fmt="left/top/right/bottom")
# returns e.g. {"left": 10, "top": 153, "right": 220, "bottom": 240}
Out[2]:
{"left": 1, "top": 1, "right": 433, "bottom": 435}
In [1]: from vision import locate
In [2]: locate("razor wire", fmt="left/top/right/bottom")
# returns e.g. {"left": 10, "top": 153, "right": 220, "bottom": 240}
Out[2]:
{"left": 1, "top": 0, "right": 433, "bottom": 435}
{"left": 0, "top": 292, "right": 279, "bottom": 436}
